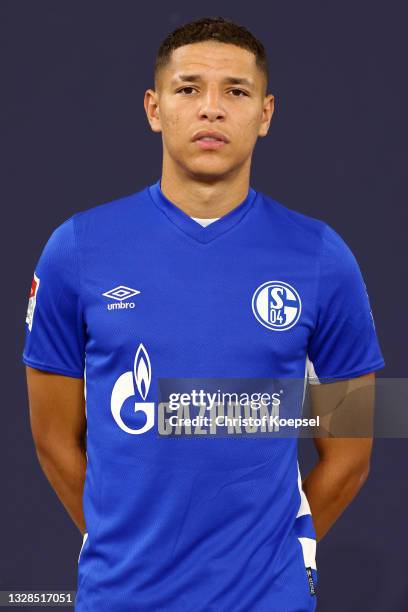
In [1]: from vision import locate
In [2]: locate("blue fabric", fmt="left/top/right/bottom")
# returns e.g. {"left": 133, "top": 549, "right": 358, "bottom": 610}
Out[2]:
{"left": 22, "top": 179, "right": 385, "bottom": 611}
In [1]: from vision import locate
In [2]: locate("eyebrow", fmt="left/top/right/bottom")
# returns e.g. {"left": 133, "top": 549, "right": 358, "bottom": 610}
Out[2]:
{"left": 172, "top": 74, "right": 254, "bottom": 87}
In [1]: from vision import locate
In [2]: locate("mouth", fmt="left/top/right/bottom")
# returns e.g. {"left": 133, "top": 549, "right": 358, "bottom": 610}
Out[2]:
{"left": 192, "top": 131, "right": 229, "bottom": 151}
{"left": 194, "top": 138, "right": 227, "bottom": 150}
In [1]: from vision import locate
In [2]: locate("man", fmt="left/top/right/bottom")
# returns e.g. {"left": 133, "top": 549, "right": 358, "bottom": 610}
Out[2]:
{"left": 23, "top": 16, "right": 385, "bottom": 612}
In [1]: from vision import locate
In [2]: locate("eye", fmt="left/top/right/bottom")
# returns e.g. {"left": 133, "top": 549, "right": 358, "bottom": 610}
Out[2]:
{"left": 177, "top": 86, "right": 196, "bottom": 95}
{"left": 229, "top": 89, "right": 248, "bottom": 97}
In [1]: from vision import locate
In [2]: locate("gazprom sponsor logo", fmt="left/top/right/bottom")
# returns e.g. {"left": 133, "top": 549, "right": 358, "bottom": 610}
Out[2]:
{"left": 111, "top": 343, "right": 154, "bottom": 434}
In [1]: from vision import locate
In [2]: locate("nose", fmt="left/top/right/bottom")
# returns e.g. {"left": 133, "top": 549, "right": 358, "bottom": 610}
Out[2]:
{"left": 198, "top": 85, "right": 226, "bottom": 121}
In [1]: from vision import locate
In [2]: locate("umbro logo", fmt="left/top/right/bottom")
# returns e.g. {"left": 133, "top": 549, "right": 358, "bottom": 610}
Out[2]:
{"left": 102, "top": 285, "right": 140, "bottom": 310}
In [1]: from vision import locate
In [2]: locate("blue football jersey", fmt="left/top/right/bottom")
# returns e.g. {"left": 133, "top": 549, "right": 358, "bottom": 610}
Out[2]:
{"left": 22, "top": 180, "right": 385, "bottom": 611}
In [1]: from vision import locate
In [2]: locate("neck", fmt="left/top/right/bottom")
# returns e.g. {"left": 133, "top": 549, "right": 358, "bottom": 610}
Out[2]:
{"left": 160, "top": 157, "right": 252, "bottom": 218}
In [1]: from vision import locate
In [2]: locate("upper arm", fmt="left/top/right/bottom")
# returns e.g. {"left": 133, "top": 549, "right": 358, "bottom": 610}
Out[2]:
{"left": 25, "top": 366, "right": 86, "bottom": 452}
{"left": 22, "top": 216, "right": 85, "bottom": 378}
{"left": 305, "top": 225, "right": 384, "bottom": 469}
{"left": 307, "top": 224, "right": 385, "bottom": 383}
{"left": 22, "top": 217, "right": 87, "bottom": 450}
{"left": 310, "top": 372, "right": 375, "bottom": 472}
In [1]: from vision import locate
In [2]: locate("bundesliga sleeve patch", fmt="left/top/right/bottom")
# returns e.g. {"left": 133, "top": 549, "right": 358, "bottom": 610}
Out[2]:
{"left": 25, "top": 272, "right": 40, "bottom": 331}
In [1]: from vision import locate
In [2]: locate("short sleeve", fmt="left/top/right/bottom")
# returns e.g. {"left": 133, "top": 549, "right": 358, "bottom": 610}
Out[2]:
{"left": 22, "top": 215, "right": 85, "bottom": 378}
{"left": 307, "top": 224, "right": 385, "bottom": 383}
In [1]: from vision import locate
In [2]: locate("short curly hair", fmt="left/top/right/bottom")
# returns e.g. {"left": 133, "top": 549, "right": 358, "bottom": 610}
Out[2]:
{"left": 154, "top": 16, "right": 269, "bottom": 93}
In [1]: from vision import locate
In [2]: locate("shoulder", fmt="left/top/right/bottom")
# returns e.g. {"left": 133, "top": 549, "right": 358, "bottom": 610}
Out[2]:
{"left": 257, "top": 190, "right": 328, "bottom": 241}
{"left": 71, "top": 185, "right": 150, "bottom": 226}
{"left": 44, "top": 185, "right": 151, "bottom": 250}
{"left": 258, "top": 190, "right": 353, "bottom": 258}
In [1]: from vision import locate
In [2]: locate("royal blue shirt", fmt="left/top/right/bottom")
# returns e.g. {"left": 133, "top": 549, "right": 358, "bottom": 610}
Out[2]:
{"left": 22, "top": 180, "right": 385, "bottom": 611}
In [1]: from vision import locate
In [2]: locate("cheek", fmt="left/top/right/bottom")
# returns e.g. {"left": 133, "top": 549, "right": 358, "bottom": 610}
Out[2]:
{"left": 162, "top": 110, "right": 193, "bottom": 152}
{"left": 162, "top": 103, "right": 188, "bottom": 131}
{"left": 231, "top": 120, "right": 258, "bottom": 150}
{"left": 166, "top": 113, "right": 181, "bottom": 129}
{"left": 237, "top": 113, "right": 263, "bottom": 144}
{"left": 241, "top": 111, "right": 262, "bottom": 131}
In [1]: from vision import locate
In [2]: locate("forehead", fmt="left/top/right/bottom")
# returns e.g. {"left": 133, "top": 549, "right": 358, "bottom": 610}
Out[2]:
{"left": 164, "top": 41, "right": 260, "bottom": 80}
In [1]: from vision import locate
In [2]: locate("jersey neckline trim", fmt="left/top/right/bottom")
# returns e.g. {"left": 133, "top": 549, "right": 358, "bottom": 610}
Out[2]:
{"left": 148, "top": 178, "right": 258, "bottom": 244}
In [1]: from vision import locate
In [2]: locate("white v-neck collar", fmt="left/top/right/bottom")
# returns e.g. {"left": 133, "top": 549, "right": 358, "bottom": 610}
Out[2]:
{"left": 148, "top": 179, "right": 258, "bottom": 245}
{"left": 190, "top": 216, "right": 220, "bottom": 227}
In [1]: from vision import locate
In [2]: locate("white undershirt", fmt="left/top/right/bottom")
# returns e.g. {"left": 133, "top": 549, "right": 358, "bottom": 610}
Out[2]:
{"left": 191, "top": 217, "right": 220, "bottom": 227}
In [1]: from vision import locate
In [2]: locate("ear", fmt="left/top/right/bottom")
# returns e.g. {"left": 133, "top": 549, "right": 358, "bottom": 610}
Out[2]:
{"left": 258, "top": 94, "right": 275, "bottom": 138}
{"left": 144, "top": 89, "right": 162, "bottom": 134}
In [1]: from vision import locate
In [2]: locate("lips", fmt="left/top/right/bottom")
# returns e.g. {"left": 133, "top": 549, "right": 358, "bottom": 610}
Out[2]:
{"left": 192, "top": 130, "right": 229, "bottom": 143}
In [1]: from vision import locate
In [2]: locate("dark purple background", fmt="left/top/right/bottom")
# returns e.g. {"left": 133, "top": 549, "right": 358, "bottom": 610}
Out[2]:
{"left": 1, "top": 1, "right": 407, "bottom": 610}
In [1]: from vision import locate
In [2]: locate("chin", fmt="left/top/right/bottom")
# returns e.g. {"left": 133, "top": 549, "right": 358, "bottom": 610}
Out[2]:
{"left": 187, "top": 169, "right": 231, "bottom": 183}
{"left": 184, "top": 160, "right": 235, "bottom": 182}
